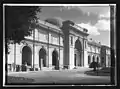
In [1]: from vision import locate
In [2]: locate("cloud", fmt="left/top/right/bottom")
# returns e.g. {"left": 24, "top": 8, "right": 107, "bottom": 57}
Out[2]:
{"left": 95, "top": 19, "right": 110, "bottom": 31}
{"left": 77, "top": 19, "right": 110, "bottom": 35}
{"left": 99, "top": 11, "right": 110, "bottom": 19}
{"left": 77, "top": 23, "right": 100, "bottom": 36}
{"left": 87, "top": 12, "right": 90, "bottom": 16}
{"left": 60, "top": 6, "right": 76, "bottom": 11}
{"left": 54, "top": 17, "right": 64, "bottom": 21}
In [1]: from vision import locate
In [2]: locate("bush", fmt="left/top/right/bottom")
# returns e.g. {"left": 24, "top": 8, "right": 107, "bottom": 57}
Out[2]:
{"left": 21, "top": 65, "right": 27, "bottom": 71}
{"left": 55, "top": 66, "right": 60, "bottom": 70}
{"left": 63, "top": 65, "right": 68, "bottom": 69}
{"left": 35, "top": 68, "right": 38, "bottom": 71}
{"left": 16, "top": 65, "right": 20, "bottom": 72}
{"left": 89, "top": 62, "right": 100, "bottom": 68}
{"left": 30, "top": 68, "right": 34, "bottom": 71}
{"left": 89, "top": 62, "right": 100, "bottom": 71}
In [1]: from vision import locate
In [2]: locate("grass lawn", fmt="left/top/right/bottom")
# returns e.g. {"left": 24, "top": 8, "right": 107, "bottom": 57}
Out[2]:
{"left": 7, "top": 76, "right": 34, "bottom": 83}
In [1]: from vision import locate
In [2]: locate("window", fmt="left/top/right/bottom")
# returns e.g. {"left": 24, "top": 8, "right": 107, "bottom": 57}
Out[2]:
{"left": 85, "top": 41, "right": 86, "bottom": 48}
{"left": 45, "top": 35, "right": 48, "bottom": 41}
{"left": 51, "top": 36, "right": 53, "bottom": 43}
{"left": 71, "top": 36, "right": 73, "bottom": 45}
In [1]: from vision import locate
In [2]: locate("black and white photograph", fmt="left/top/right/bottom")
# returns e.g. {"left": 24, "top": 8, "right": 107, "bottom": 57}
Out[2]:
{"left": 3, "top": 4, "right": 116, "bottom": 86}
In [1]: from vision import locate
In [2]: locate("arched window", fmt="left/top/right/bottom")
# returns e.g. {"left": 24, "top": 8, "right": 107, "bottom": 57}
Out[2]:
{"left": 88, "top": 55, "right": 91, "bottom": 64}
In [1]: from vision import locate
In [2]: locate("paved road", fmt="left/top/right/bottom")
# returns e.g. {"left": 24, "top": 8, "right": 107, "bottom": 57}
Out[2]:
{"left": 8, "top": 67, "right": 110, "bottom": 84}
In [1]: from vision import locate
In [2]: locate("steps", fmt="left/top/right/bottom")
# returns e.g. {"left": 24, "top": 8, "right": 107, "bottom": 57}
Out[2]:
{"left": 41, "top": 67, "right": 52, "bottom": 71}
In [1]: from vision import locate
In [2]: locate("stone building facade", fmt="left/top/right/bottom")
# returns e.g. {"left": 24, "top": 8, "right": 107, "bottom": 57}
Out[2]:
{"left": 101, "top": 45, "right": 111, "bottom": 67}
{"left": 87, "top": 39, "right": 101, "bottom": 66}
{"left": 6, "top": 18, "right": 111, "bottom": 72}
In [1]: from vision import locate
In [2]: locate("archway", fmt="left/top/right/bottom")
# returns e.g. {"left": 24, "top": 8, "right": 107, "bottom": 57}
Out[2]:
{"left": 88, "top": 55, "right": 91, "bottom": 64}
{"left": 92, "top": 56, "right": 95, "bottom": 62}
{"left": 74, "top": 39, "right": 82, "bottom": 67}
{"left": 39, "top": 47, "right": 47, "bottom": 69}
{"left": 74, "top": 54, "right": 77, "bottom": 66}
{"left": 22, "top": 46, "right": 32, "bottom": 66}
{"left": 52, "top": 49, "right": 58, "bottom": 69}
{"left": 97, "top": 56, "right": 99, "bottom": 63}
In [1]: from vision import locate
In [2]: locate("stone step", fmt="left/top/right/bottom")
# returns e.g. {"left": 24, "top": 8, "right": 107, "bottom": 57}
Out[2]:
{"left": 41, "top": 67, "right": 52, "bottom": 71}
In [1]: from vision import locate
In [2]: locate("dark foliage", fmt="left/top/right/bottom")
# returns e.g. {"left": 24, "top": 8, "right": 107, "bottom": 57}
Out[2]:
{"left": 89, "top": 61, "right": 100, "bottom": 71}
{"left": 21, "top": 64, "right": 27, "bottom": 71}
{"left": 5, "top": 6, "right": 41, "bottom": 53}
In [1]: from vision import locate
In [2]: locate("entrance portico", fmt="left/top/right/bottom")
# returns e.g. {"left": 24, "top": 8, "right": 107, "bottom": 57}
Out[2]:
{"left": 61, "top": 20, "right": 89, "bottom": 69}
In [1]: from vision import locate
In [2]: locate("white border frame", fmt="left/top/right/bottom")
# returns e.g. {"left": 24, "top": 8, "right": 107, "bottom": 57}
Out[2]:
{"left": 3, "top": 4, "right": 116, "bottom": 87}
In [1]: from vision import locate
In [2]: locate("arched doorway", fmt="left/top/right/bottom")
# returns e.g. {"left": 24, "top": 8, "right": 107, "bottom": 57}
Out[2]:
{"left": 97, "top": 56, "right": 99, "bottom": 63}
{"left": 92, "top": 56, "right": 95, "bottom": 62}
{"left": 39, "top": 47, "right": 47, "bottom": 69}
{"left": 74, "top": 39, "right": 82, "bottom": 67}
{"left": 74, "top": 54, "right": 77, "bottom": 66}
{"left": 88, "top": 55, "right": 91, "bottom": 64}
{"left": 22, "top": 46, "right": 32, "bottom": 66}
{"left": 52, "top": 49, "right": 59, "bottom": 69}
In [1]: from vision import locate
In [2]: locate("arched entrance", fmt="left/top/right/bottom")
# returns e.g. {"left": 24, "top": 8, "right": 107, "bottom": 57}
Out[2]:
{"left": 22, "top": 46, "right": 32, "bottom": 66}
{"left": 74, "top": 39, "right": 82, "bottom": 67}
{"left": 88, "top": 55, "right": 91, "bottom": 64}
{"left": 52, "top": 49, "right": 59, "bottom": 69}
{"left": 39, "top": 47, "right": 47, "bottom": 69}
{"left": 74, "top": 54, "right": 77, "bottom": 66}
{"left": 92, "top": 56, "right": 95, "bottom": 62}
{"left": 97, "top": 56, "right": 99, "bottom": 63}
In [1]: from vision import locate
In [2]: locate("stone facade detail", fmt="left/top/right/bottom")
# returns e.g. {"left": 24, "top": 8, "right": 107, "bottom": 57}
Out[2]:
{"left": 6, "top": 19, "right": 111, "bottom": 71}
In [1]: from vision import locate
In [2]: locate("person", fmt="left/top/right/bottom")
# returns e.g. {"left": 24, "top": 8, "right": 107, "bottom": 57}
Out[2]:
{"left": 24, "top": 62, "right": 27, "bottom": 71}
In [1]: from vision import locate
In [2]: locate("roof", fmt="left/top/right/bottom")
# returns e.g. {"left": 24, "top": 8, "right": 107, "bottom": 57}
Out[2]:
{"left": 101, "top": 45, "right": 111, "bottom": 49}
{"left": 62, "top": 20, "right": 89, "bottom": 35}
{"left": 37, "top": 19, "right": 62, "bottom": 33}
{"left": 45, "top": 18, "right": 63, "bottom": 28}
{"left": 88, "top": 39, "right": 101, "bottom": 47}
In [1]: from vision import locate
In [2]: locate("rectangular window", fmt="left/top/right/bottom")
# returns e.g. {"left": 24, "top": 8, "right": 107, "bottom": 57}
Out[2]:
{"left": 45, "top": 35, "right": 48, "bottom": 41}
{"left": 85, "top": 41, "right": 86, "bottom": 48}
{"left": 71, "top": 36, "right": 73, "bottom": 45}
{"left": 51, "top": 36, "right": 53, "bottom": 43}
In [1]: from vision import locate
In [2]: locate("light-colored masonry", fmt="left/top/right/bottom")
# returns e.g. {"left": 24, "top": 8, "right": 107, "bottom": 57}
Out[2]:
{"left": 7, "top": 19, "right": 111, "bottom": 72}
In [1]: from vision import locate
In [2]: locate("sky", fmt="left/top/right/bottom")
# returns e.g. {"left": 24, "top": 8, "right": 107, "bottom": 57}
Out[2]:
{"left": 37, "top": 5, "right": 110, "bottom": 47}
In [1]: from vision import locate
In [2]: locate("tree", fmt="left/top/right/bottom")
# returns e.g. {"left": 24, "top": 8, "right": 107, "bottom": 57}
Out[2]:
{"left": 5, "top": 6, "right": 41, "bottom": 72}
{"left": 5, "top": 6, "right": 41, "bottom": 47}
{"left": 89, "top": 61, "right": 100, "bottom": 71}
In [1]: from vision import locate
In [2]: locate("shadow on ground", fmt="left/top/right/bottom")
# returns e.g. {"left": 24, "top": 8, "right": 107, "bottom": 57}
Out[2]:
{"left": 84, "top": 67, "right": 110, "bottom": 76}
{"left": 7, "top": 76, "right": 34, "bottom": 84}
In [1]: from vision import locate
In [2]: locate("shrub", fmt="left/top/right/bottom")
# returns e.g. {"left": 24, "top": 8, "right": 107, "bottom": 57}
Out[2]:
{"left": 30, "top": 68, "right": 34, "bottom": 71}
{"left": 35, "top": 68, "right": 38, "bottom": 71}
{"left": 16, "top": 65, "right": 20, "bottom": 72}
{"left": 21, "top": 65, "right": 27, "bottom": 71}
{"left": 89, "top": 62, "right": 100, "bottom": 71}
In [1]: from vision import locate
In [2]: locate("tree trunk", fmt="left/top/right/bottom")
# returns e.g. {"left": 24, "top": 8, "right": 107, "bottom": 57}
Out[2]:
{"left": 93, "top": 67, "right": 96, "bottom": 71}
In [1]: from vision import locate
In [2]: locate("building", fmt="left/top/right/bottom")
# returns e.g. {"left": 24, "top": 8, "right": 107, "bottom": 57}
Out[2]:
{"left": 101, "top": 45, "right": 111, "bottom": 67}
{"left": 87, "top": 39, "right": 101, "bottom": 66}
{"left": 6, "top": 18, "right": 111, "bottom": 72}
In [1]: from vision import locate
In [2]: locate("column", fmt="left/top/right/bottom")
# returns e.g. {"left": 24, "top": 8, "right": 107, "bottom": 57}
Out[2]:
{"left": 63, "top": 34, "right": 70, "bottom": 69}
{"left": 34, "top": 46, "right": 39, "bottom": 69}
{"left": 59, "top": 32, "right": 60, "bottom": 69}
{"left": 41, "top": 58, "right": 43, "bottom": 70}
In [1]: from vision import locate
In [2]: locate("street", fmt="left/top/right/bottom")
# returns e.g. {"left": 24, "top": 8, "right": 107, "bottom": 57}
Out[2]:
{"left": 7, "top": 67, "right": 110, "bottom": 84}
